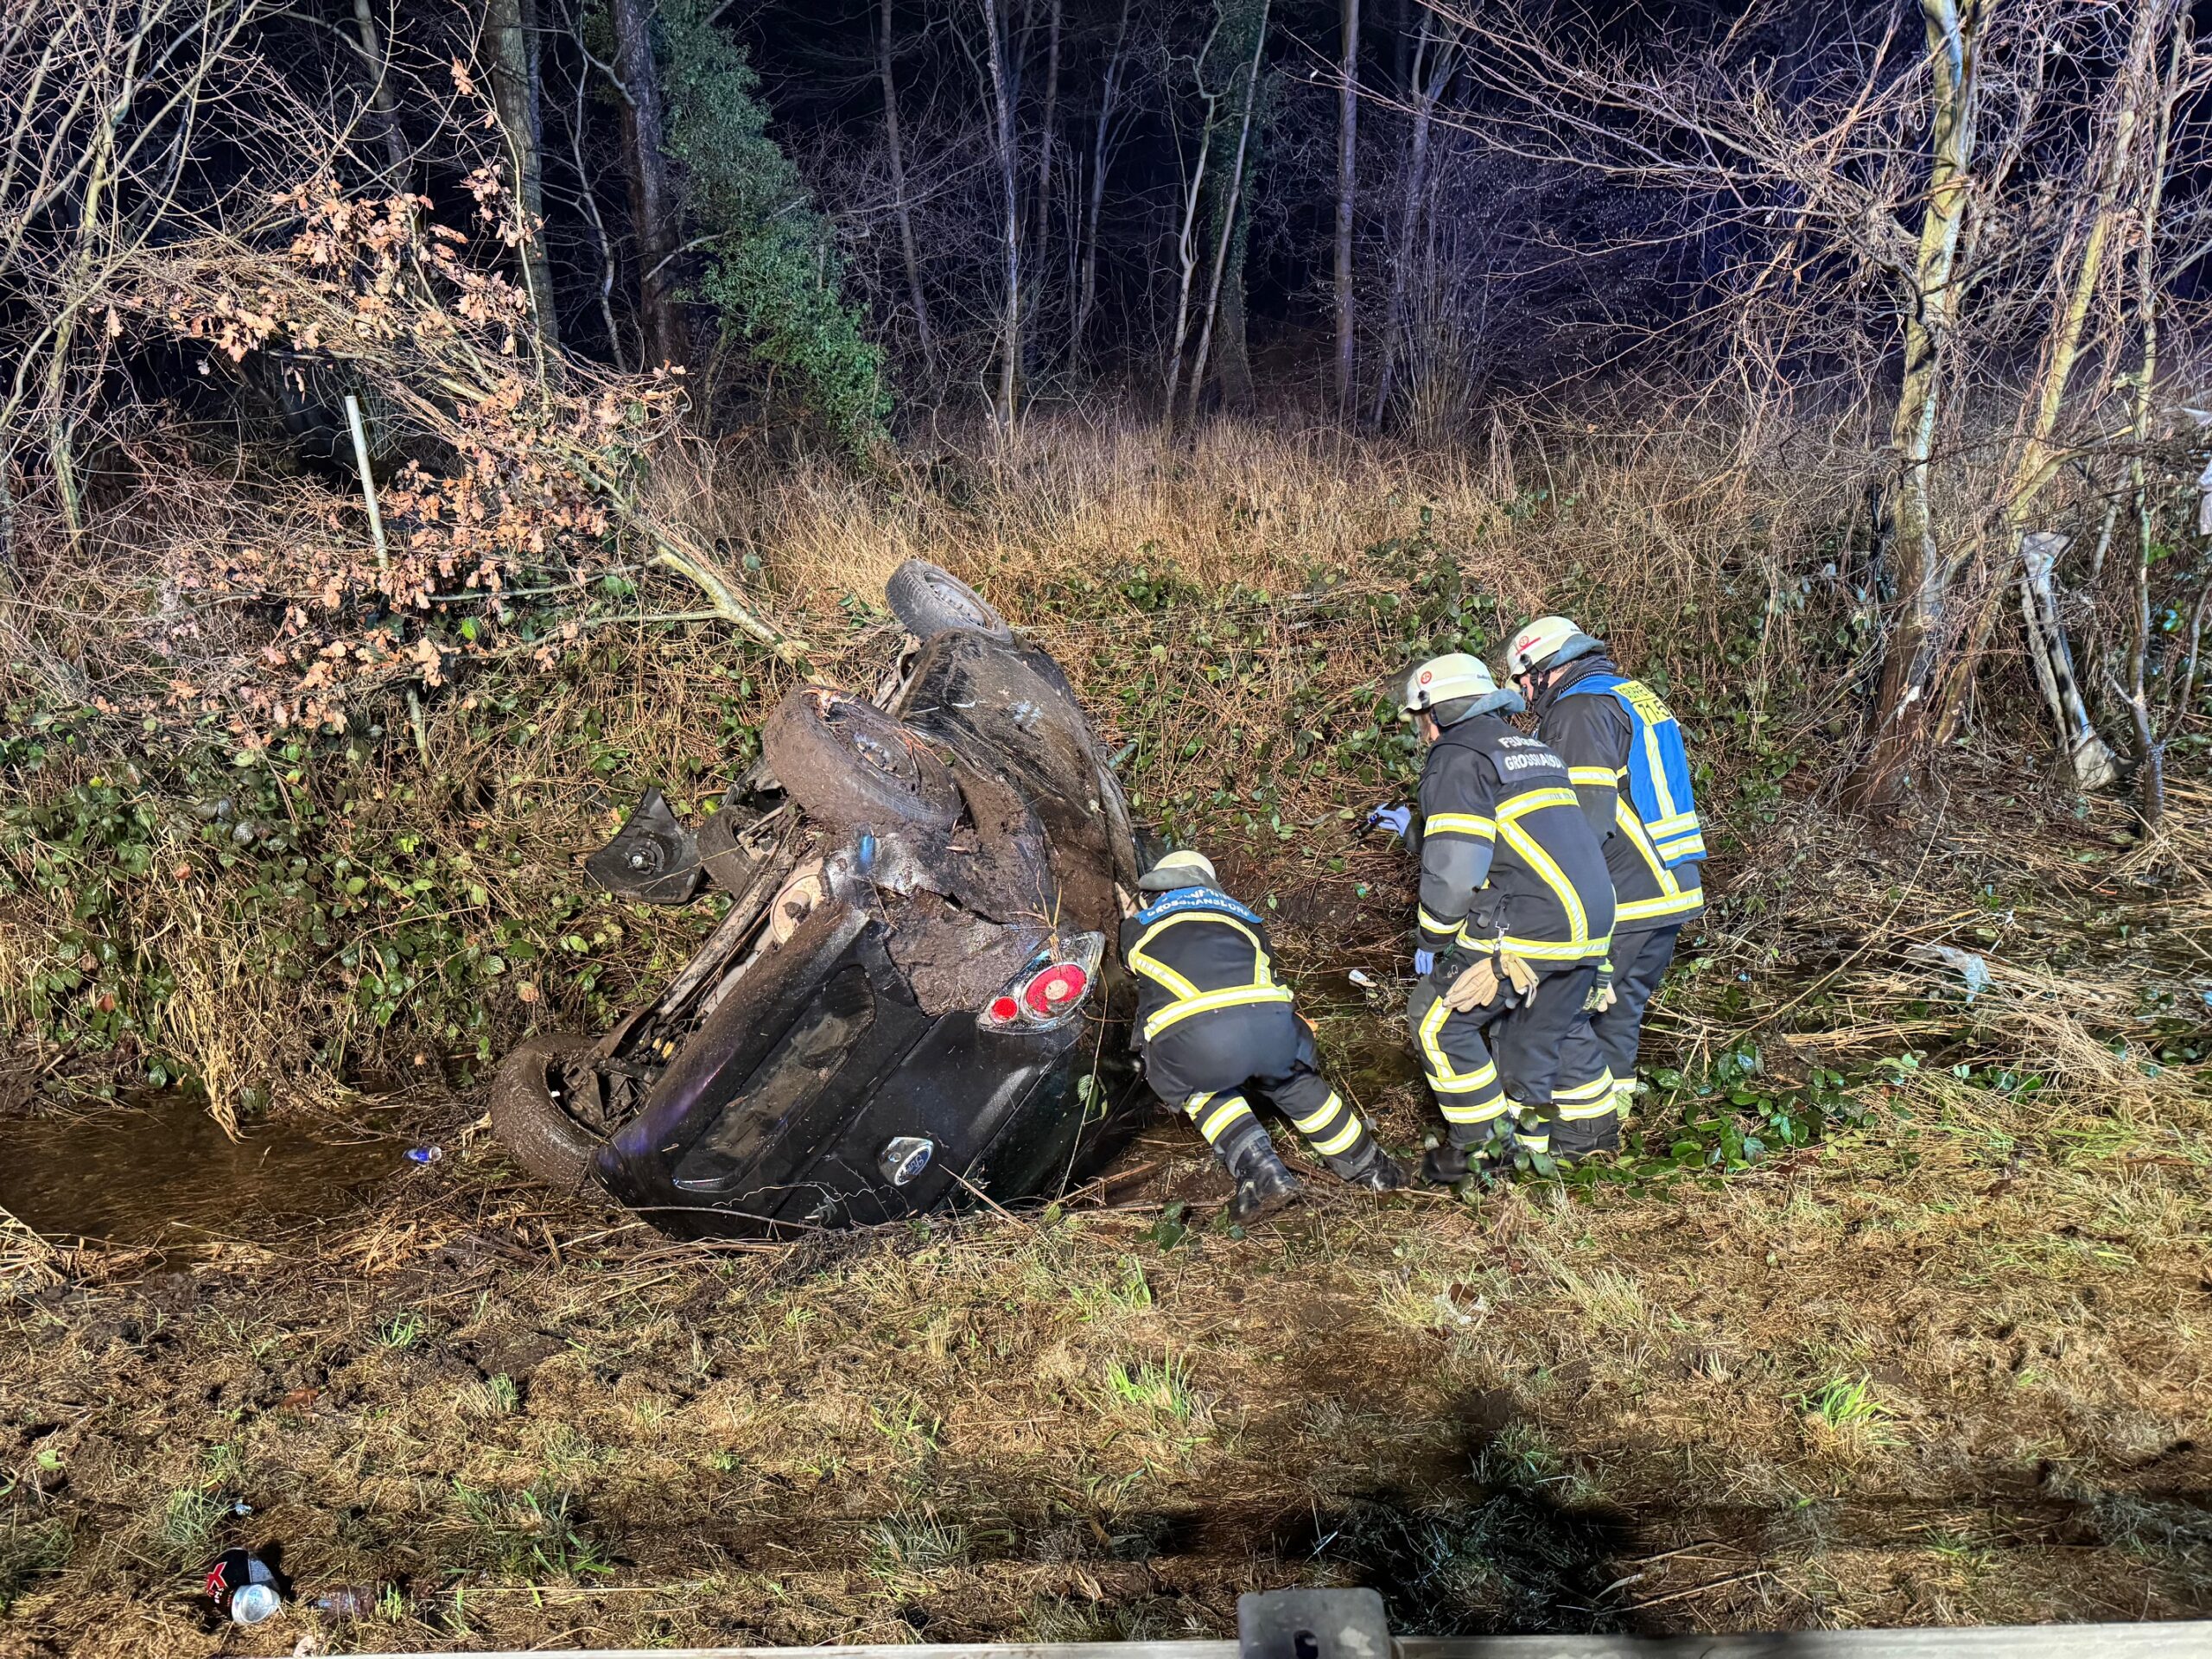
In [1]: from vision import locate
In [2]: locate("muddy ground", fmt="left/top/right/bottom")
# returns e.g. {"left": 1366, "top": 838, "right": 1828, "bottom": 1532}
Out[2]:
{"left": 4, "top": 770, "right": 2211, "bottom": 1659}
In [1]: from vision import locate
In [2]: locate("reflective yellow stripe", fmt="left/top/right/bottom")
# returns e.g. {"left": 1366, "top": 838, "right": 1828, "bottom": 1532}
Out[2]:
{"left": 1617, "top": 887, "right": 1702, "bottom": 923}
{"left": 1311, "top": 1116, "right": 1364, "bottom": 1157}
{"left": 1144, "top": 984, "right": 1294, "bottom": 1041}
{"left": 1566, "top": 766, "right": 1617, "bottom": 788}
{"left": 1555, "top": 1070, "right": 1618, "bottom": 1104}
{"left": 1424, "top": 811, "right": 1496, "bottom": 839}
{"left": 1289, "top": 1091, "right": 1344, "bottom": 1135}
{"left": 1617, "top": 796, "right": 1677, "bottom": 884}
{"left": 1126, "top": 931, "right": 1201, "bottom": 1001}
{"left": 1192, "top": 1094, "right": 1255, "bottom": 1143}
{"left": 1417, "top": 996, "right": 1500, "bottom": 1094}
{"left": 1497, "top": 817, "right": 1588, "bottom": 943}
{"left": 1497, "top": 786, "right": 1580, "bottom": 819}
{"left": 1558, "top": 1097, "right": 1618, "bottom": 1122}
{"left": 1440, "top": 1095, "right": 1506, "bottom": 1126}
{"left": 1649, "top": 810, "right": 1701, "bottom": 836}
{"left": 1490, "top": 931, "right": 1611, "bottom": 962}
{"left": 1128, "top": 911, "right": 1273, "bottom": 1003}
{"left": 1416, "top": 906, "right": 1464, "bottom": 936}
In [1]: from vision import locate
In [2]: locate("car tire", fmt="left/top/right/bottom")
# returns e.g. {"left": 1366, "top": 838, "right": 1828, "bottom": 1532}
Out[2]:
{"left": 885, "top": 560, "right": 1014, "bottom": 643}
{"left": 763, "top": 686, "right": 961, "bottom": 832}
{"left": 491, "top": 1033, "right": 605, "bottom": 1194}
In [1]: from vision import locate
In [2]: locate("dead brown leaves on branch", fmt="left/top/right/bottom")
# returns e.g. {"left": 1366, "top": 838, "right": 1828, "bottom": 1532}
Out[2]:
{"left": 117, "top": 176, "right": 771, "bottom": 740}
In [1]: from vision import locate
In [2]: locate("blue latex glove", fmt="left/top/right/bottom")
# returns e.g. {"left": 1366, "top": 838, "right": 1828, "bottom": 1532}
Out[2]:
{"left": 1413, "top": 949, "right": 1435, "bottom": 976}
{"left": 1366, "top": 804, "right": 1412, "bottom": 837}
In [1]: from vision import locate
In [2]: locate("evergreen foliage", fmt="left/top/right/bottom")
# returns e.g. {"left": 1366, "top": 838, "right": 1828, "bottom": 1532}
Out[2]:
{"left": 657, "top": 0, "right": 889, "bottom": 456}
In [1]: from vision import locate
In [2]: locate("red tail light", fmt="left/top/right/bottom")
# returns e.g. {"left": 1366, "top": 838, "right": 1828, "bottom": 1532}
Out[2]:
{"left": 978, "top": 933, "right": 1104, "bottom": 1032}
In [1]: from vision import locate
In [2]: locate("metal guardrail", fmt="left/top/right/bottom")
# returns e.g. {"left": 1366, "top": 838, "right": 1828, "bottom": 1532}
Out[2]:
{"left": 344, "top": 1624, "right": 2212, "bottom": 1659}
{"left": 343, "top": 1584, "right": 2211, "bottom": 1659}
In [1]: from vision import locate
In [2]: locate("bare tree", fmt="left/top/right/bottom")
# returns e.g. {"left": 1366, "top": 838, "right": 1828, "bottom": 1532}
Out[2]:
{"left": 1937, "top": 0, "right": 2180, "bottom": 792}
{"left": 1333, "top": 0, "right": 1359, "bottom": 416}
{"left": 879, "top": 0, "right": 935, "bottom": 370}
{"left": 486, "top": 0, "right": 559, "bottom": 346}
{"left": 1031, "top": 0, "right": 1063, "bottom": 372}
{"left": 981, "top": 0, "right": 1022, "bottom": 435}
{"left": 1185, "top": 0, "right": 1269, "bottom": 425}
{"left": 609, "top": 0, "right": 685, "bottom": 369}
{"left": 1074, "top": 0, "right": 1136, "bottom": 365}
{"left": 1843, "top": 0, "right": 1988, "bottom": 811}
{"left": 1370, "top": 11, "right": 1459, "bottom": 429}
{"left": 1160, "top": 19, "right": 1224, "bottom": 421}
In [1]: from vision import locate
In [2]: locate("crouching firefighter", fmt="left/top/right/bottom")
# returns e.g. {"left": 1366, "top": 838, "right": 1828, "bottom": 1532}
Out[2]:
{"left": 1505, "top": 616, "right": 1704, "bottom": 1133}
{"left": 1368, "top": 654, "right": 1617, "bottom": 1174}
{"left": 1122, "top": 850, "right": 1407, "bottom": 1221}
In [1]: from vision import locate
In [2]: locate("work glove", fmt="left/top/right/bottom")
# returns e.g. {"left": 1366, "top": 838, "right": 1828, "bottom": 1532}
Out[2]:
{"left": 1443, "top": 950, "right": 1538, "bottom": 1014}
{"left": 1412, "top": 948, "right": 1435, "bottom": 977}
{"left": 1364, "top": 804, "right": 1412, "bottom": 838}
{"left": 1584, "top": 959, "right": 1617, "bottom": 1014}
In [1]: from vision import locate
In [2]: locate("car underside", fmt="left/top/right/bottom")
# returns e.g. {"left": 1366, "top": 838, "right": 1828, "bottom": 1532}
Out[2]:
{"left": 490, "top": 563, "right": 1152, "bottom": 1239}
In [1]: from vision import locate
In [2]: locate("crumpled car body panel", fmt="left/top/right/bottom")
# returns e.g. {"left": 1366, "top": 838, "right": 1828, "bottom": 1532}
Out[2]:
{"left": 584, "top": 626, "right": 1146, "bottom": 1239}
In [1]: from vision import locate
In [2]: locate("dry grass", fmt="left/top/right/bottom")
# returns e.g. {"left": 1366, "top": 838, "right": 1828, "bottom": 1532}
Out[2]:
{"left": 3, "top": 414, "right": 2209, "bottom": 1648}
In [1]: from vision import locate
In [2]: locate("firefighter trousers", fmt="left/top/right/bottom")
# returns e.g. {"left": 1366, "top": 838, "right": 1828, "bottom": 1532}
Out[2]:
{"left": 1141, "top": 1002, "right": 1382, "bottom": 1177}
{"left": 1410, "top": 961, "right": 1616, "bottom": 1158}
{"left": 1592, "top": 925, "right": 1680, "bottom": 1105}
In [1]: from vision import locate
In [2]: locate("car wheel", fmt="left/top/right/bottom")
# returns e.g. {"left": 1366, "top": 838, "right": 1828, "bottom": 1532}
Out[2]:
{"left": 885, "top": 559, "right": 1014, "bottom": 643}
{"left": 491, "top": 1033, "right": 605, "bottom": 1194}
{"left": 762, "top": 686, "right": 961, "bottom": 832}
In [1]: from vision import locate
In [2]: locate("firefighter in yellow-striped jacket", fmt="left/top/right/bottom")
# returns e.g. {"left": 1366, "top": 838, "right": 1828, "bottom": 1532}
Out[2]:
{"left": 1369, "top": 654, "right": 1617, "bottom": 1177}
{"left": 1120, "top": 849, "right": 1407, "bottom": 1222}
{"left": 1504, "top": 617, "right": 1704, "bottom": 1134}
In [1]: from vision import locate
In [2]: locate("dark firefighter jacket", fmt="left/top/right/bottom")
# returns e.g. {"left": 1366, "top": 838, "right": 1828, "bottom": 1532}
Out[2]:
{"left": 1411, "top": 713, "right": 1614, "bottom": 965}
{"left": 1118, "top": 886, "right": 1294, "bottom": 1046}
{"left": 1534, "top": 655, "right": 1705, "bottom": 935}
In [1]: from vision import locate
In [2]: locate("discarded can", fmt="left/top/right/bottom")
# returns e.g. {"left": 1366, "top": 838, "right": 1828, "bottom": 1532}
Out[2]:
{"left": 207, "top": 1548, "right": 282, "bottom": 1624}
{"left": 406, "top": 1146, "right": 442, "bottom": 1164}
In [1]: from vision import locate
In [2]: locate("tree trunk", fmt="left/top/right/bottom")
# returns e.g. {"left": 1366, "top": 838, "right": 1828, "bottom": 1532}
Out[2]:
{"left": 563, "top": 41, "right": 627, "bottom": 368}
{"left": 486, "top": 0, "right": 558, "bottom": 346}
{"left": 2122, "top": 12, "right": 2188, "bottom": 826}
{"left": 1838, "top": 0, "right": 1984, "bottom": 816}
{"left": 1186, "top": 0, "right": 1268, "bottom": 424}
{"left": 610, "top": 0, "right": 686, "bottom": 370}
{"left": 878, "top": 0, "right": 934, "bottom": 370}
{"left": 1332, "top": 0, "right": 1359, "bottom": 418}
{"left": 1937, "top": 0, "right": 2169, "bottom": 790}
{"left": 349, "top": 0, "right": 411, "bottom": 181}
{"left": 1370, "top": 16, "right": 1452, "bottom": 429}
{"left": 982, "top": 0, "right": 1020, "bottom": 436}
{"left": 1073, "top": 0, "right": 1132, "bottom": 368}
{"left": 1032, "top": 0, "right": 1061, "bottom": 371}
{"left": 1160, "top": 115, "right": 1214, "bottom": 423}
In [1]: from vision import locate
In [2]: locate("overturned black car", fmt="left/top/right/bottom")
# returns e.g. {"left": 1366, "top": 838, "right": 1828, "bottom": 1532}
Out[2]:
{"left": 490, "top": 562, "right": 1150, "bottom": 1238}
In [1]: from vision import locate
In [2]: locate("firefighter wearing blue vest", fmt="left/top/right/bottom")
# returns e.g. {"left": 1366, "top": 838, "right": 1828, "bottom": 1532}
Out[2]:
{"left": 1504, "top": 616, "right": 1705, "bottom": 1137}
{"left": 1120, "top": 849, "right": 1408, "bottom": 1222}
{"left": 1368, "top": 654, "right": 1618, "bottom": 1176}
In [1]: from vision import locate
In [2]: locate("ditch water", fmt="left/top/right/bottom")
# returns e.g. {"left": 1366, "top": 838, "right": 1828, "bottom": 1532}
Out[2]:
{"left": 0, "top": 1093, "right": 409, "bottom": 1246}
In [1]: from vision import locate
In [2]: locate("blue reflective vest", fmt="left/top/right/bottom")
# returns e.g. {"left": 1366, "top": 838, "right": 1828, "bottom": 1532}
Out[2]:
{"left": 1555, "top": 675, "right": 1706, "bottom": 868}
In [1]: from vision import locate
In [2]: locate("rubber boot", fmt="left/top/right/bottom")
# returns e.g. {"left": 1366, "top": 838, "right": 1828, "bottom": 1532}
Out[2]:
{"left": 1217, "top": 1121, "right": 1303, "bottom": 1224}
{"left": 1329, "top": 1140, "right": 1409, "bottom": 1192}
{"left": 1420, "top": 1128, "right": 1509, "bottom": 1187}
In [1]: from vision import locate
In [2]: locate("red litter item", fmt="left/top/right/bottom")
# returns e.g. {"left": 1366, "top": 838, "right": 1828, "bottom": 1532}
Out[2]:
{"left": 206, "top": 1548, "right": 278, "bottom": 1615}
